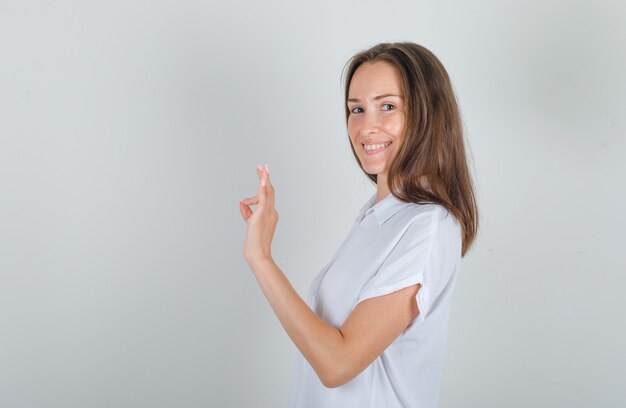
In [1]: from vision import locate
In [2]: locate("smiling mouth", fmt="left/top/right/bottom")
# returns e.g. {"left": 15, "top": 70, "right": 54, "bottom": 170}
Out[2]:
{"left": 362, "top": 141, "right": 392, "bottom": 155}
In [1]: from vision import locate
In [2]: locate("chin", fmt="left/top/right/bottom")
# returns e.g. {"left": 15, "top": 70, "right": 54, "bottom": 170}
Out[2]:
{"left": 361, "top": 164, "right": 384, "bottom": 175}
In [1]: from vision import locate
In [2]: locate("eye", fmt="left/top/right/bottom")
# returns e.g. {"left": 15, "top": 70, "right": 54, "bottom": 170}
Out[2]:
{"left": 382, "top": 103, "right": 396, "bottom": 111}
{"left": 350, "top": 106, "right": 363, "bottom": 114}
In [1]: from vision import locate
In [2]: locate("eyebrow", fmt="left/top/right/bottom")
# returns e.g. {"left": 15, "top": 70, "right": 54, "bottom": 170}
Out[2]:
{"left": 347, "top": 94, "right": 402, "bottom": 103}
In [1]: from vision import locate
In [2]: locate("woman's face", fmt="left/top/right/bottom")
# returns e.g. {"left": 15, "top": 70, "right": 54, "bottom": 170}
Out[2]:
{"left": 347, "top": 60, "right": 406, "bottom": 178}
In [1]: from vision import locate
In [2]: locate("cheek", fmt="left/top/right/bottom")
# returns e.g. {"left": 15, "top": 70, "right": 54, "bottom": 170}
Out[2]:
{"left": 347, "top": 121, "right": 358, "bottom": 142}
{"left": 384, "top": 116, "right": 405, "bottom": 137}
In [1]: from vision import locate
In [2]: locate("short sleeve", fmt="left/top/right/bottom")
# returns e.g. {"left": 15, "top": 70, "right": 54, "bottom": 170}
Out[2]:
{"left": 353, "top": 207, "right": 443, "bottom": 329}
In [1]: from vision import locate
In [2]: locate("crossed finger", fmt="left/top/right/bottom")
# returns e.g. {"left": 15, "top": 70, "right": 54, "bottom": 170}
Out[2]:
{"left": 239, "top": 163, "right": 275, "bottom": 223}
{"left": 256, "top": 163, "right": 275, "bottom": 209}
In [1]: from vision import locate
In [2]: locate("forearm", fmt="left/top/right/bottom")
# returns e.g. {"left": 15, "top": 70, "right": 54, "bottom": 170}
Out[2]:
{"left": 248, "top": 258, "right": 345, "bottom": 386}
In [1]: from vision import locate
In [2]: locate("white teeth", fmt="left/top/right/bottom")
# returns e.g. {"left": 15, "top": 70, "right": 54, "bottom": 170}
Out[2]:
{"left": 364, "top": 142, "right": 390, "bottom": 151}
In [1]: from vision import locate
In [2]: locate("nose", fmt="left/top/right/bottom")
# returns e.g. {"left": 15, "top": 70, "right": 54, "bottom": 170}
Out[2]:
{"left": 360, "top": 110, "right": 381, "bottom": 135}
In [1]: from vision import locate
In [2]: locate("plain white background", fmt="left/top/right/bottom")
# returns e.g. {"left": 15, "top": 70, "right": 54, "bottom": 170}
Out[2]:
{"left": 1, "top": 0, "right": 625, "bottom": 407}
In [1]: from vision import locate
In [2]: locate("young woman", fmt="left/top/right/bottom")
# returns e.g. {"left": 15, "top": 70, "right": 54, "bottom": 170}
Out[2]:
{"left": 239, "top": 42, "right": 478, "bottom": 408}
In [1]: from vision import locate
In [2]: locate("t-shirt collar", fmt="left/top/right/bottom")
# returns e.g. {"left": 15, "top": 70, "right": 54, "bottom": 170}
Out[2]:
{"left": 358, "top": 192, "right": 411, "bottom": 225}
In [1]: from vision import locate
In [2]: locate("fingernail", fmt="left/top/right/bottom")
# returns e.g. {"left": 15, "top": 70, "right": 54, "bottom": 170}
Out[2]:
{"left": 265, "top": 163, "right": 269, "bottom": 174}
{"left": 261, "top": 179, "right": 266, "bottom": 187}
{"left": 257, "top": 164, "right": 263, "bottom": 172}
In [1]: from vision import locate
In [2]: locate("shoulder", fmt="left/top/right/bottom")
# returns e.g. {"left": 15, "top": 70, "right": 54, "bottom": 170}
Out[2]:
{"left": 401, "top": 203, "right": 462, "bottom": 250}
{"left": 404, "top": 203, "right": 459, "bottom": 231}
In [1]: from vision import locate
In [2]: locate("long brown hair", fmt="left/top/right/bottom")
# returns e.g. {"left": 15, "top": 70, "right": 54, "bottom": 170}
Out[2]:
{"left": 341, "top": 42, "right": 479, "bottom": 256}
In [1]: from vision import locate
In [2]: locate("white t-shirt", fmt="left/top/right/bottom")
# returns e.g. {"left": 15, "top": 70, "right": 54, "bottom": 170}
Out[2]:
{"left": 287, "top": 192, "right": 462, "bottom": 408}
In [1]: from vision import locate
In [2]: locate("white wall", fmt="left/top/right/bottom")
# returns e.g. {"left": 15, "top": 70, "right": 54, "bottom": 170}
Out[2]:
{"left": 1, "top": 0, "right": 624, "bottom": 406}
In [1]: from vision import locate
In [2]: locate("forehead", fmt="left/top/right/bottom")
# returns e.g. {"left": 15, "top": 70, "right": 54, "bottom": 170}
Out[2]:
{"left": 348, "top": 60, "right": 403, "bottom": 97}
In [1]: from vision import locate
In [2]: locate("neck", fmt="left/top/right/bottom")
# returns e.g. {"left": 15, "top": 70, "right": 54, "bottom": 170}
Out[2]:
{"left": 374, "top": 173, "right": 390, "bottom": 205}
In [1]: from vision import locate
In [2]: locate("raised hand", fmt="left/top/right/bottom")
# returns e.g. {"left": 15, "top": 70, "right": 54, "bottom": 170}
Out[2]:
{"left": 239, "top": 163, "right": 279, "bottom": 266}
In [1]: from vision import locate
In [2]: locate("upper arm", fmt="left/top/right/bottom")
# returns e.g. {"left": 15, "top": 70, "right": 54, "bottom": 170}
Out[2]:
{"left": 327, "top": 283, "right": 421, "bottom": 387}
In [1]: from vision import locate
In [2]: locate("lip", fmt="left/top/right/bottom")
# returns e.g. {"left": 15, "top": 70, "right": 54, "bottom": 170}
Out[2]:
{"left": 362, "top": 141, "right": 392, "bottom": 155}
